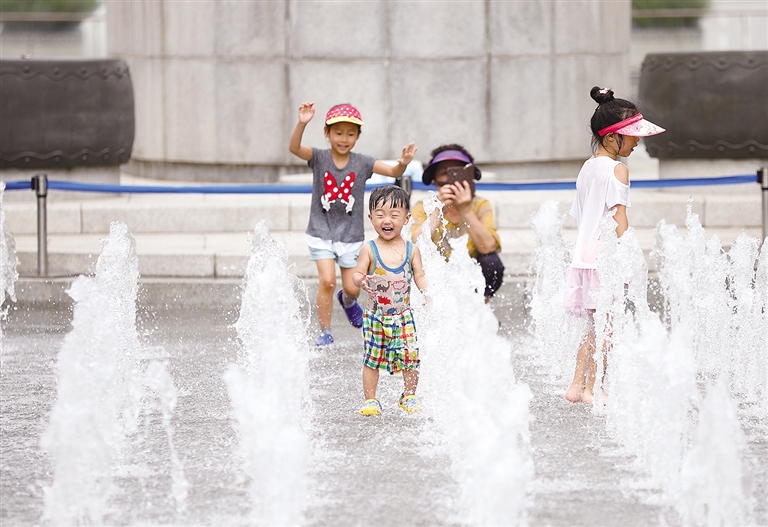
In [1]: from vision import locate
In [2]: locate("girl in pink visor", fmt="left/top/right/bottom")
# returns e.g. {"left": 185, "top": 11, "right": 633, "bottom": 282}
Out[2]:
{"left": 563, "top": 86, "right": 664, "bottom": 404}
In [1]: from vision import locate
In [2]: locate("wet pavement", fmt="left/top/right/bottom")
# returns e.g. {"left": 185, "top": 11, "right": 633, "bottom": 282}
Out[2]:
{"left": 0, "top": 283, "right": 715, "bottom": 527}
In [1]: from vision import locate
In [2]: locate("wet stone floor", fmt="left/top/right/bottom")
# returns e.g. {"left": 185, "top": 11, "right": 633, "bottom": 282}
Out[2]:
{"left": 1, "top": 293, "right": 764, "bottom": 526}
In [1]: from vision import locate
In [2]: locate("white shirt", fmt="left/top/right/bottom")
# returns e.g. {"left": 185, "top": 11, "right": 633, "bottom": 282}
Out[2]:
{"left": 569, "top": 156, "right": 631, "bottom": 269}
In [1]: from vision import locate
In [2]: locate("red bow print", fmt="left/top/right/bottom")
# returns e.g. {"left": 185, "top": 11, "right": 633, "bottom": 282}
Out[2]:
{"left": 321, "top": 171, "right": 356, "bottom": 214}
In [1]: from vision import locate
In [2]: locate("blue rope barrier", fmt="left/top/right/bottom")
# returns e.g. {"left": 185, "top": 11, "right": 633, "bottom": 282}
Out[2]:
{"left": 631, "top": 174, "right": 758, "bottom": 189}
{"left": 48, "top": 180, "right": 317, "bottom": 194}
{"left": 1, "top": 173, "right": 759, "bottom": 194}
{"left": 415, "top": 174, "right": 759, "bottom": 192}
{"left": 411, "top": 181, "right": 578, "bottom": 191}
{"left": 3, "top": 181, "right": 32, "bottom": 191}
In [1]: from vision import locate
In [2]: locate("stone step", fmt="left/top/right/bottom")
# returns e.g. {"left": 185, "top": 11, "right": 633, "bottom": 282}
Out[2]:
{"left": 10, "top": 225, "right": 759, "bottom": 279}
{"left": 3, "top": 181, "right": 763, "bottom": 279}
{"left": 2, "top": 188, "right": 762, "bottom": 236}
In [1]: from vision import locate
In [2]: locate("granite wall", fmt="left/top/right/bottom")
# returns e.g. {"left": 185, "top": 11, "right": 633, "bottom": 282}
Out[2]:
{"left": 107, "top": 0, "right": 631, "bottom": 182}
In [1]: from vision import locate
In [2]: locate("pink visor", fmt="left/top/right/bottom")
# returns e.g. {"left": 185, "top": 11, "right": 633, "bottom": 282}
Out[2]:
{"left": 598, "top": 113, "right": 665, "bottom": 137}
{"left": 421, "top": 149, "right": 481, "bottom": 185}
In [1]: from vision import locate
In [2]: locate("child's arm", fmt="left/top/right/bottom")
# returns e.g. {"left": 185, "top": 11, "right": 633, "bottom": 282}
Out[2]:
{"left": 613, "top": 204, "right": 628, "bottom": 237}
{"left": 288, "top": 102, "right": 315, "bottom": 162}
{"left": 372, "top": 142, "right": 418, "bottom": 179}
{"left": 612, "top": 164, "right": 630, "bottom": 237}
{"left": 352, "top": 244, "right": 374, "bottom": 295}
{"left": 410, "top": 245, "right": 428, "bottom": 294}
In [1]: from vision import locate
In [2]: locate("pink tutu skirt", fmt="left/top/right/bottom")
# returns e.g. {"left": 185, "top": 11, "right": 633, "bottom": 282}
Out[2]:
{"left": 564, "top": 267, "right": 600, "bottom": 318}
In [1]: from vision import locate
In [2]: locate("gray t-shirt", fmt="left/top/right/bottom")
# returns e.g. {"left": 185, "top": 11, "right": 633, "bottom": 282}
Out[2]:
{"left": 306, "top": 147, "right": 376, "bottom": 243}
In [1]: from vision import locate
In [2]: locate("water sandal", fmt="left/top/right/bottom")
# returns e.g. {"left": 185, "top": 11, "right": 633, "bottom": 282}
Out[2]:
{"left": 314, "top": 332, "right": 334, "bottom": 347}
{"left": 359, "top": 399, "right": 382, "bottom": 416}
{"left": 399, "top": 394, "right": 421, "bottom": 415}
{"left": 337, "top": 289, "right": 363, "bottom": 328}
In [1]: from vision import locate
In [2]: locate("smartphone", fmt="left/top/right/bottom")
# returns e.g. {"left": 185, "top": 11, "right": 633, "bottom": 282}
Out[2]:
{"left": 445, "top": 163, "right": 476, "bottom": 194}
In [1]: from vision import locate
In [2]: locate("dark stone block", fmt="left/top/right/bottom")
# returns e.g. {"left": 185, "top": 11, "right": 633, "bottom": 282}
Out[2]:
{"left": 639, "top": 51, "right": 768, "bottom": 160}
{"left": 0, "top": 58, "right": 135, "bottom": 168}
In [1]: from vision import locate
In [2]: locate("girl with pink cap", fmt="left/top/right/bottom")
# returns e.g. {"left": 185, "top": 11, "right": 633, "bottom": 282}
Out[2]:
{"left": 564, "top": 86, "right": 665, "bottom": 404}
{"left": 289, "top": 102, "right": 418, "bottom": 347}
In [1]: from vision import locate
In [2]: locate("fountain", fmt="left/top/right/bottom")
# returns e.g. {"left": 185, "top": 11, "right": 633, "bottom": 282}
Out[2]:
{"left": 1, "top": 182, "right": 19, "bottom": 345}
{"left": 527, "top": 198, "right": 766, "bottom": 524}
{"left": 39, "top": 222, "right": 187, "bottom": 525}
{"left": 679, "top": 378, "right": 751, "bottom": 525}
{"left": 527, "top": 200, "right": 586, "bottom": 384}
{"left": 413, "top": 192, "right": 533, "bottom": 525}
{"left": 40, "top": 276, "right": 126, "bottom": 525}
{"left": 1, "top": 185, "right": 766, "bottom": 525}
{"left": 224, "top": 220, "right": 310, "bottom": 525}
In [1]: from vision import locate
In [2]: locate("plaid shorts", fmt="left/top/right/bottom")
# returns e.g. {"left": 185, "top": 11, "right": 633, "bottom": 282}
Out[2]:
{"left": 362, "top": 308, "right": 420, "bottom": 374}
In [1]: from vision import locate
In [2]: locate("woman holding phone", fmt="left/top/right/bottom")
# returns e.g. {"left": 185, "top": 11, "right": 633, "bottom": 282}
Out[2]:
{"left": 410, "top": 144, "right": 504, "bottom": 301}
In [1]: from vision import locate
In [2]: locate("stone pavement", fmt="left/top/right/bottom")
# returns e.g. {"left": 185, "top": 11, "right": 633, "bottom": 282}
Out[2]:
{"left": 2, "top": 175, "right": 763, "bottom": 280}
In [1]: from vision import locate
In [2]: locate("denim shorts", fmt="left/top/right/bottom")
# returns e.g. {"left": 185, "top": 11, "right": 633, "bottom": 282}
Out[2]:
{"left": 308, "top": 244, "right": 361, "bottom": 269}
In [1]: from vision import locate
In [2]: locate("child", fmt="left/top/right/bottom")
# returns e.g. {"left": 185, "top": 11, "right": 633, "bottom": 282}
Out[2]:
{"left": 289, "top": 102, "right": 417, "bottom": 346}
{"left": 564, "top": 86, "right": 665, "bottom": 404}
{"left": 352, "top": 185, "right": 427, "bottom": 415}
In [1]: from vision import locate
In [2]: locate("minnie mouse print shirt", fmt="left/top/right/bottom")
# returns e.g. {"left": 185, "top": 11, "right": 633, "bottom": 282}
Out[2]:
{"left": 306, "top": 147, "right": 376, "bottom": 243}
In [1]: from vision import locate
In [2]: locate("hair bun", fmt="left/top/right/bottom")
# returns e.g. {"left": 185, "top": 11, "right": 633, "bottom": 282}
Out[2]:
{"left": 590, "top": 86, "right": 614, "bottom": 105}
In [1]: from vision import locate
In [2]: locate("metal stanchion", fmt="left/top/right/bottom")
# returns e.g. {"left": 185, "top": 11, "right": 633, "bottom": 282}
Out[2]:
{"left": 761, "top": 167, "right": 768, "bottom": 244}
{"left": 396, "top": 174, "right": 412, "bottom": 207}
{"left": 31, "top": 173, "right": 48, "bottom": 277}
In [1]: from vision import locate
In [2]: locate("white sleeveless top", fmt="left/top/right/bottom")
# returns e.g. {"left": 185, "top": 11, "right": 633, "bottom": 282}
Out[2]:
{"left": 569, "top": 156, "right": 631, "bottom": 269}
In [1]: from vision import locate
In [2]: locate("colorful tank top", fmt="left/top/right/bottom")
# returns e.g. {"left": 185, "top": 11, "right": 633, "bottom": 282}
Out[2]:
{"left": 365, "top": 240, "right": 413, "bottom": 315}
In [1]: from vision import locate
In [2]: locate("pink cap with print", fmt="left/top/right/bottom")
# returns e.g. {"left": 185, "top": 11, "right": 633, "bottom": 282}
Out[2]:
{"left": 325, "top": 104, "right": 364, "bottom": 126}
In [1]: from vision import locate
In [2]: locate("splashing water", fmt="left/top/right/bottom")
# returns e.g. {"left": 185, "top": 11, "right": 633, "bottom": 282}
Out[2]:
{"left": 1, "top": 182, "right": 20, "bottom": 351}
{"left": 144, "top": 360, "right": 189, "bottom": 513}
{"left": 606, "top": 313, "right": 699, "bottom": 495}
{"left": 41, "top": 222, "right": 187, "bottom": 524}
{"left": 225, "top": 220, "right": 310, "bottom": 525}
{"left": 591, "top": 211, "right": 652, "bottom": 407}
{"left": 528, "top": 199, "right": 761, "bottom": 520}
{"left": 653, "top": 201, "right": 768, "bottom": 415}
{"left": 527, "top": 200, "right": 585, "bottom": 386}
{"left": 40, "top": 276, "right": 123, "bottom": 525}
{"left": 414, "top": 192, "right": 533, "bottom": 525}
{"left": 679, "top": 378, "right": 751, "bottom": 526}
{"left": 724, "top": 233, "right": 766, "bottom": 409}
{"left": 584, "top": 211, "right": 702, "bottom": 497}
{"left": 95, "top": 222, "right": 143, "bottom": 434}
{"left": 599, "top": 203, "right": 755, "bottom": 518}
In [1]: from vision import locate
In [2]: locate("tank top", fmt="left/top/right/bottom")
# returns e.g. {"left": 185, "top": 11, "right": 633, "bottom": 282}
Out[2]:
{"left": 365, "top": 240, "right": 414, "bottom": 315}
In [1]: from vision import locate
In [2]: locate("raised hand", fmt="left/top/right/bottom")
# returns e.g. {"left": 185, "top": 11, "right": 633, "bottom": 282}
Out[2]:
{"left": 397, "top": 142, "right": 418, "bottom": 166}
{"left": 451, "top": 180, "right": 473, "bottom": 213}
{"left": 298, "top": 102, "right": 315, "bottom": 124}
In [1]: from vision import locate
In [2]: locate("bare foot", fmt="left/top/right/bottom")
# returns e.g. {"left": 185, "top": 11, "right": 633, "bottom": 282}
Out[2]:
{"left": 565, "top": 383, "right": 584, "bottom": 403}
{"left": 582, "top": 388, "right": 608, "bottom": 405}
{"left": 595, "top": 389, "right": 609, "bottom": 405}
